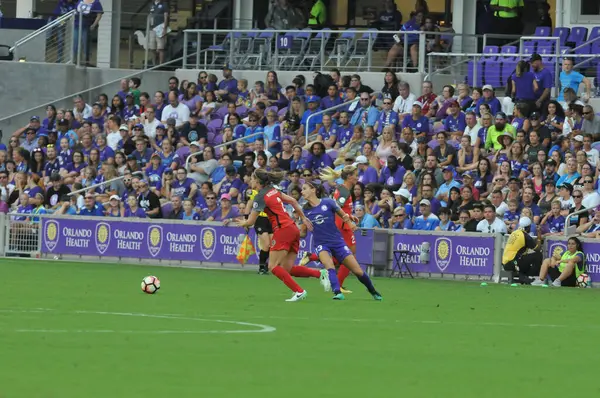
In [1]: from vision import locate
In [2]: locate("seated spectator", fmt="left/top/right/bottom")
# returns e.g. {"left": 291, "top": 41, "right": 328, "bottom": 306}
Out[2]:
{"left": 568, "top": 189, "right": 589, "bottom": 228}
{"left": 375, "top": 98, "right": 400, "bottom": 135}
{"left": 476, "top": 204, "right": 507, "bottom": 233}
{"left": 379, "top": 155, "right": 405, "bottom": 190}
{"left": 381, "top": 70, "right": 400, "bottom": 102}
{"left": 263, "top": 110, "right": 282, "bottom": 155}
{"left": 214, "top": 165, "right": 242, "bottom": 203}
{"left": 577, "top": 210, "right": 600, "bottom": 237}
{"left": 372, "top": 188, "right": 394, "bottom": 228}
{"left": 485, "top": 112, "right": 516, "bottom": 151}
{"left": 355, "top": 204, "right": 380, "bottom": 228}
{"left": 401, "top": 101, "right": 430, "bottom": 136}
{"left": 540, "top": 200, "right": 565, "bottom": 236}
{"left": 79, "top": 192, "right": 105, "bottom": 216}
{"left": 316, "top": 114, "right": 337, "bottom": 149}
{"left": 350, "top": 92, "right": 379, "bottom": 129}
{"left": 433, "top": 132, "right": 457, "bottom": 167}
{"left": 436, "top": 207, "right": 457, "bottom": 231}
{"left": 188, "top": 146, "right": 217, "bottom": 185}
{"left": 306, "top": 142, "right": 332, "bottom": 172}
{"left": 456, "top": 136, "right": 479, "bottom": 174}
{"left": 166, "top": 195, "right": 185, "bottom": 219}
{"left": 206, "top": 193, "right": 240, "bottom": 223}
{"left": 443, "top": 100, "right": 466, "bottom": 140}
{"left": 476, "top": 85, "right": 501, "bottom": 117}
{"left": 391, "top": 205, "right": 412, "bottom": 230}
{"left": 384, "top": 10, "right": 424, "bottom": 68}
{"left": 299, "top": 96, "right": 323, "bottom": 138}
{"left": 104, "top": 195, "right": 123, "bottom": 217}
{"left": 413, "top": 199, "right": 440, "bottom": 230}
{"left": 503, "top": 198, "right": 521, "bottom": 232}
{"left": 392, "top": 82, "right": 416, "bottom": 115}
{"left": 125, "top": 195, "right": 147, "bottom": 218}
{"left": 531, "top": 237, "right": 585, "bottom": 287}
{"left": 137, "top": 178, "right": 162, "bottom": 218}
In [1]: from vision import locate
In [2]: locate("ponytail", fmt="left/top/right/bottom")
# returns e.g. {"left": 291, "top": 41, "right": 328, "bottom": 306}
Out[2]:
{"left": 254, "top": 169, "right": 286, "bottom": 186}
{"left": 320, "top": 165, "right": 357, "bottom": 182}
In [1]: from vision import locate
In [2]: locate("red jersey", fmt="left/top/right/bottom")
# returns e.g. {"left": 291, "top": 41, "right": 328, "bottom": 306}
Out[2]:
{"left": 253, "top": 187, "right": 295, "bottom": 231}
{"left": 333, "top": 185, "right": 352, "bottom": 231}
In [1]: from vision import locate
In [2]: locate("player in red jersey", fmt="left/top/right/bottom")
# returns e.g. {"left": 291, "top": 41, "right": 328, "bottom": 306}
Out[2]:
{"left": 238, "top": 169, "right": 329, "bottom": 302}
{"left": 299, "top": 165, "right": 359, "bottom": 293}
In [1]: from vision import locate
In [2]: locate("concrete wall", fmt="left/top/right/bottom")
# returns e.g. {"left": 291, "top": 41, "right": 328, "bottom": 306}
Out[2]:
{"left": 176, "top": 69, "right": 427, "bottom": 97}
{"left": 2, "top": 28, "right": 46, "bottom": 63}
{"left": 0, "top": 62, "right": 174, "bottom": 139}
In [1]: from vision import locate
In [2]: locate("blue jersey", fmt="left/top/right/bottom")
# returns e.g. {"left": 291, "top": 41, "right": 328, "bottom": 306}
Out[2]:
{"left": 304, "top": 198, "right": 353, "bottom": 263}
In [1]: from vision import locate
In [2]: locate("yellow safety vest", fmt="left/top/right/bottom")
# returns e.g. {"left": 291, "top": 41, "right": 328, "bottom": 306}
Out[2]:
{"left": 490, "top": 0, "right": 523, "bottom": 19}
{"left": 559, "top": 250, "right": 585, "bottom": 278}
{"left": 308, "top": 0, "right": 326, "bottom": 26}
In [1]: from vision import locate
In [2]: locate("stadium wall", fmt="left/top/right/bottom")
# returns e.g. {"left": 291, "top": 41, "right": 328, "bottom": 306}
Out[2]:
{"left": 2, "top": 28, "right": 46, "bottom": 63}
{"left": 0, "top": 62, "right": 173, "bottom": 139}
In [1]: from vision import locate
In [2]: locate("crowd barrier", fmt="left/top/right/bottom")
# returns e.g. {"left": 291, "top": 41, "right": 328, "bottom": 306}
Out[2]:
{"left": 0, "top": 214, "right": 504, "bottom": 281}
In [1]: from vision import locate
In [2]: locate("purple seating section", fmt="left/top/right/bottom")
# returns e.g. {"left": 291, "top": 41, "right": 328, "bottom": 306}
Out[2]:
{"left": 467, "top": 26, "right": 600, "bottom": 88}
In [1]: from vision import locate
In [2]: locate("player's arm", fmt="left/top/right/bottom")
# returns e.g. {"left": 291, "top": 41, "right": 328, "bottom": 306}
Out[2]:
{"left": 280, "top": 193, "right": 313, "bottom": 231}
{"left": 299, "top": 222, "right": 308, "bottom": 238}
{"left": 335, "top": 207, "right": 358, "bottom": 231}
{"left": 246, "top": 197, "right": 255, "bottom": 215}
{"left": 238, "top": 210, "right": 259, "bottom": 228}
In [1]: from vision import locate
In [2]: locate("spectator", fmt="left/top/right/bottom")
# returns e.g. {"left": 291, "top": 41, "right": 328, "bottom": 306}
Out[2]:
{"left": 558, "top": 58, "right": 591, "bottom": 103}
{"left": 350, "top": 92, "right": 379, "bottom": 129}
{"left": 375, "top": 98, "right": 399, "bottom": 135}
{"left": 392, "top": 82, "right": 416, "bottom": 115}
{"left": 355, "top": 204, "right": 380, "bottom": 228}
{"left": 413, "top": 199, "right": 439, "bottom": 230}
{"left": 206, "top": 193, "right": 240, "bottom": 223}
{"left": 577, "top": 210, "right": 600, "bottom": 237}
{"left": 401, "top": 101, "right": 429, "bottom": 136}
{"left": 444, "top": 100, "right": 467, "bottom": 140}
{"left": 166, "top": 195, "right": 185, "bottom": 220}
{"left": 436, "top": 207, "right": 457, "bottom": 231}
{"left": 540, "top": 199, "right": 565, "bottom": 236}
{"left": 216, "top": 65, "right": 239, "bottom": 103}
{"left": 485, "top": 112, "right": 515, "bottom": 151}
{"left": 529, "top": 53, "right": 553, "bottom": 112}
{"left": 510, "top": 61, "right": 537, "bottom": 106}
{"left": 476, "top": 204, "right": 507, "bottom": 233}
{"left": 46, "top": 173, "right": 70, "bottom": 211}
{"left": 161, "top": 90, "right": 190, "bottom": 128}
{"left": 125, "top": 195, "right": 146, "bottom": 218}
{"left": 299, "top": 96, "right": 323, "bottom": 138}
{"left": 188, "top": 146, "right": 217, "bottom": 185}
{"left": 215, "top": 165, "right": 242, "bottom": 203}
{"left": 582, "top": 105, "right": 600, "bottom": 138}
{"left": 379, "top": 155, "right": 405, "bottom": 190}
{"left": 476, "top": 85, "right": 501, "bottom": 116}
{"left": 391, "top": 205, "right": 412, "bottom": 230}
{"left": 79, "top": 192, "right": 104, "bottom": 216}
{"left": 531, "top": 237, "right": 585, "bottom": 287}
{"left": 381, "top": 70, "right": 400, "bottom": 101}
{"left": 148, "top": 0, "right": 169, "bottom": 65}
{"left": 137, "top": 179, "right": 162, "bottom": 218}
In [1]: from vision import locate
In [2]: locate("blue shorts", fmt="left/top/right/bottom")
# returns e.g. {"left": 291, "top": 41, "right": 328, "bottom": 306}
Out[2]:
{"left": 315, "top": 242, "right": 353, "bottom": 264}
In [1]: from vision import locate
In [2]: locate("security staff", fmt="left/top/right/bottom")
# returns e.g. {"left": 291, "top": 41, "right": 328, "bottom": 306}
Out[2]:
{"left": 490, "top": 0, "right": 523, "bottom": 45}
{"left": 502, "top": 217, "right": 543, "bottom": 284}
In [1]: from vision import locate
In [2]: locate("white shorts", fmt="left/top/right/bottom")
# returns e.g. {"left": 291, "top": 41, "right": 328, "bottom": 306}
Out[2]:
{"left": 147, "top": 29, "right": 165, "bottom": 51}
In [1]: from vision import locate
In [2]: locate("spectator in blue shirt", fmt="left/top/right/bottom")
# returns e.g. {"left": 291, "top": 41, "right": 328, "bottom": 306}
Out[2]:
{"left": 558, "top": 58, "right": 591, "bottom": 103}
{"left": 306, "top": 142, "right": 332, "bottom": 172}
{"left": 215, "top": 65, "right": 238, "bottom": 103}
{"left": 79, "top": 193, "right": 105, "bottom": 216}
{"left": 443, "top": 99, "right": 467, "bottom": 140}
{"left": 401, "top": 101, "right": 430, "bottom": 136}
{"left": 391, "top": 206, "right": 412, "bottom": 230}
{"left": 413, "top": 199, "right": 440, "bottom": 230}
{"left": 350, "top": 92, "right": 379, "bottom": 129}
{"left": 436, "top": 166, "right": 461, "bottom": 207}
{"left": 355, "top": 204, "right": 380, "bottom": 228}
{"left": 299, "top": 96, "right": 323, "bottom": 138}
{"left": 530, "top": 53, "right": 553, "bottom": 111}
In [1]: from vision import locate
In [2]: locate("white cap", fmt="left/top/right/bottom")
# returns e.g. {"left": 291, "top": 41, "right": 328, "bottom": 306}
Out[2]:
{"left": 393, "top": 188, "right": 411, "bottom": 200}
{"left": 353, "top": 155, "right": 369, "bottom": 166}
{"left": 412, "top": 101, "right": 423, "bottom": 108}
{"left": 109, "top": 195, "right": 120, "bottom": 201}
{"left": 189, "top": 141, "right": 201, "bottom": 147}
{"left": 482, "top": 84, "right": 494, "bottom": 91}
{"left": 518, "top": 217, "right": 532, "bottom": 229}
{"left": 419, "top": 199, "right": 431, "bottom": 206}
{"left": 119, "top": 124, "right": 129, "bottom": 131}
{"left": 574, "top": 135, "right": 584, "bottom": 142}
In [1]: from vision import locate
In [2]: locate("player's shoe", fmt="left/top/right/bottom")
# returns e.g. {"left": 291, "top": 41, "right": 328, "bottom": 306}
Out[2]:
{"left": 299, "top": 252, "right": 311, "bottom": 266}
{"left": 258, "top": 265, "right": 267, "bottom": 275}
{"left": 531, "top": 278, "right": 545, "bottom": 286}
{"left": 372, "top": 293, "right": 383, "bottom": 301}
{"left": 333, "top": 293, "right": 345, "bottom": 300}
{"left": 286, "top": 290, "right": 307, "bottom": 302}
{"left": 552, "top": 279, "right": 562, "bottom": 287}
{"left": 320, "top": 269, "right": 331, "bottom": 292}
{"left": 340, "top": 286, "right": 353, "bottom": 294}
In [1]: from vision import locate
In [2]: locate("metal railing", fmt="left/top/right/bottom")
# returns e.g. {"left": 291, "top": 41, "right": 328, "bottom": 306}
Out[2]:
{"left": 10, "top": 10, "right": 76, "bottom": 64}
{"left": 185, "top": 131, "right": 270, "bottom": 170}
{"left": 565, "top": 207, "right": 591, "bottom": 237}
{"left": 180, "top": 28, "right": 505, "bottom": 73}
{"left": 68, "top": 171, "right": 144, "bottom": 197}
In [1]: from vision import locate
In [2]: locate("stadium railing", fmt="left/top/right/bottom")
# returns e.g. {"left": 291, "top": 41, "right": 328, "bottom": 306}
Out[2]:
{"left": 1, "top": 213, "right": 507, "bottom": 282}
{"left": 67, "top": 171, "right": 144, "bottom": 198}
{"left": 564, "top": 207, "right": 591, "bottom": 237}
{"left": 180, "top": 28, "right": 522, "bottom": 73}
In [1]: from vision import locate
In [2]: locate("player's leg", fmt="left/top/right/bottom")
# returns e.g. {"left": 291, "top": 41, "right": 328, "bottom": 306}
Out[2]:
{"left": 341, "top": 254, "right": 382, "bottom": 301}
{"left": 271, "top": 226, "right": 307, "bottom": 301}
{"left": 257, "top": 231, "right": 271, "bottom": 274}
{"left": 337, "top": 230, "right": 355, "bottom": 293}
{"left": 317, "top": 249, "right": 343, "bottom": 298}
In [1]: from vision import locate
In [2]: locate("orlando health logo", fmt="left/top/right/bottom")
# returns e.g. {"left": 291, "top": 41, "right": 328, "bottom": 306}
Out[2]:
{"left": 147, "top": 225, "right": 163, "bottom": 257}
{"left": 434, "top": 237, "right": 452, "bottom": 272}
{"left": 95, "top": 222, "right": 111, "bottom": 255}
{"left": 44, "top": 220, "right": 60, "bottom": 252}
{"left": 200, "top": 227, "right": 216, "bottom": 260}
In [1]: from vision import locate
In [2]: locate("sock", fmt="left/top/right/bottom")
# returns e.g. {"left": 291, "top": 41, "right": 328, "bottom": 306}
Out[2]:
{"left": 337, "top": 265, "right": 351, "bottom": 286}
{"left": 308, "top": 253, "right": 319, "bottom": 262}
{"left": 259, "top": 250, "right": 269, "bottom": 266}
{"left": 272, "top": 265, "right": 303, "bottom": 293}
{"left": 357, "top": 273, "right": 377, "bottom": 295}
{"left": 290, "top": 266, "right": 321, "bottom": 278}
{"left": 328, "top": 269, "right": 341, "bottom": 294}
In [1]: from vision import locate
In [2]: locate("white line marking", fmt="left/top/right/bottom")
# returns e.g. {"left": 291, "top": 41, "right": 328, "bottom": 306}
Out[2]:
{"left": 0, "top": 309, "right": 276, "bottom": 335}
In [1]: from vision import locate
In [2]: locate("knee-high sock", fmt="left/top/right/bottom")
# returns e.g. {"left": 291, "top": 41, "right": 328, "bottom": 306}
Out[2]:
{"left": 272, "top": 266, "right": 304, "bottom": 293}
{"left": 337, "top": 265, "right": 351, "bottom": 286}
{"left": 259, "top": 250, "right": 269, "bottom": 266}
{"left": 290, "top": 266, "right": 321, "bottom": 278}
{"left": 328, "top": 269, "right": 341, "bottom": 294}
{"left": 357, "top": 273, "right": 377, "bottom": 295}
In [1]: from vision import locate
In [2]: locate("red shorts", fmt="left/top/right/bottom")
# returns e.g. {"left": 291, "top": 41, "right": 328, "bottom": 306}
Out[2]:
{"left": 271, "top": 225, "right": 300, "bottom": 253}
{"left": 341, "top": 228, "right": 356, "bottom": 248}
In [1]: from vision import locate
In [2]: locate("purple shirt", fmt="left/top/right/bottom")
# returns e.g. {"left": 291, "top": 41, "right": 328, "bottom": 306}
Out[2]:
{"left": 321, "top": 96, "right": 343, "bottom": 111}
{"left": 218, "top": 177, "right": 242, "bottom": 202}
{"left": 513, "top": 71, "right": 537, "bottom": 101}
{"left": 179, "top": 94, "right": 203, "bottom": 112}
{"left": 307, "top": 153, "right": 333, "bottom": 172}
{"left": 533, "top": 67, "right": 553, "bottom": 100}
{"left": 218, "top": 78, "right": 239, "bottom": 101}
{"left": 336, "top": 125, "right": 353, "bottom": 147}
{"left": 125, "top": 207, "right": 147, "bottom": 218}
{"left": 318, "top": 125, "right": 338, "bottom": 143}
{"left": 209, "top": 206, "right": 240, "bottom": 222}
{"left": 378, "top": 166, "right": 406, "bottom": 186}
{"left": 358, "top": 166, "right": 378, "bottom": 185}
{"left": 443, "top": 112, "right": 467, "bottom": 133}
{"left": 171, "top": 177, "right": 195, "bottom": 198}
{"left": 475, "top": 97, "right": 501, "bottom": 116}
{"left": 377, "top": 110, "right": 400, "bottom": 134}
{"left": 401, "top": 115, "right": 430, "bottom": 135}
{"left": 43, "top": 158, "right": 61, "bottom": 177}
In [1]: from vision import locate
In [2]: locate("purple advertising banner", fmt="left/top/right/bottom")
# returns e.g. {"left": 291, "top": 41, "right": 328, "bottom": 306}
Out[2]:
{"left": 41, "top": 217, "right": 375, "bottom": 266}
{"left": 546, "top": 240, "right": 600, "bottom": 281}
{"left": 392, "top": 233, "right": 495, "bottom": 276}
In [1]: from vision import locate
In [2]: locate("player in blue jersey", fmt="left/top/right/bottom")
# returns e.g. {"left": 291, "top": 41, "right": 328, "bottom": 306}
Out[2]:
{"left": 299, "top": 181, "right": 382, "bottom": 301}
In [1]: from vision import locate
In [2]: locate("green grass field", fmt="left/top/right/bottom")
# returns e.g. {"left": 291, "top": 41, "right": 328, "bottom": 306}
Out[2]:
{"left": 2, "top": 258, "right": 600, "bottom": 398}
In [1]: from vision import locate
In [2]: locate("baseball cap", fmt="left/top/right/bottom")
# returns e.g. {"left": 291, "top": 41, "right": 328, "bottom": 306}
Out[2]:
{"left": 448, "top": 99, "right": 460, "bottom": 107}
{"left": 30, "top": 115, "right": 40, "bottom": 121}
{"left": 545, "top": 159, "right": 557, "bottom": 167}
{"left": 495, "top": 112, "right": 507, "bottom": 120}
{"left": 92, "top": 102, "right": 102, "bottom": 108}
{"left": 518, "top": 217, "right": 532, "bottom": 229}
{"left": 57, "top": 118, "right": 69, "bottom": 126}
{"left": 127, "top": 154, "right": 136, "bottom": 161}
{"left": 134, "top": 123, "right": 144, "bottom": 129}
{"left": 109, "top": 195, "right": 121, "bottom": 201}
{"left": 574, "top": 135, "right": 584, "bottom": 142}
{"left": 157, "top": 123, "right": 166, "bottom": 129}
{"left": 220, "top": 193, "right": 232, "bottom": 201}
{"left": 543, "top": 178, "right": 555, "bottom": 185}
{"left": 530, "top": 53, "right": 542, "bottom": 62}
{"left": 189, "top": 141, "right": 201, "bottom": 147}
{"left": 190, "top": 112, "right": 199, "bottom": 118}
{"left": 419, "top": 199, "right": 431, "bottom": 206}
{"left": 417, "top": 136, "right": 427, "bottom": 144}
{"left": 462, "top": 171, "right": 473, "bottom": 178}
{"left": 353, "top": 155, "right": 369, "bottom": 166}
{"left": 442, "top": 166, "right": 453, "bottom": 172}
{"left": 482, "top": 84, "right": 493, "bottom": 91}
{"left": 560, "top": 182, "right": 574, "bottom": 192}
{"left": 307, "top": 95, "right": 321, "bottom": 103}
{"left": 412, "top": 101, "right": 423, "bottom": 108}
{"left": 393, "top": 188, "right": 411, "bottom": 200}
{"left": 223, "top": 63, "right": 232, "bottom": 71}
{"left": 119, "top": 124, "right": 129, "bottom": 131}
{"left": 529, "top": 112, "right": 541, "bottom": 120}
{"left": 225, "top": 165, "right": 236, "bottom": 174}
{"left": 166, "top": 118, "right": 176, "bottom": 126}
{"left": 151, "top": 152, "right": 161, "bottom": 158}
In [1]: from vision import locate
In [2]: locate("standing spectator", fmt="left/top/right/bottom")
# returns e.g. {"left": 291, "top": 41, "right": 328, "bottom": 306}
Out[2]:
{"left": 73, "top": 0, "right": 103, "bottom": 65}
{"left": 530, "top": 53, "right": 552, "bottom": 112}
{"left": 148, "top": 0, "right": 169, "bottom": 66}
{"left": 558, "top": 58, "right": 591, "bottom": 103}
{"left": 307, "top": 0, "right": 326, "bottom": 28}
{"left": 264, "top": 0, "right": 303, "bottom": 30}
{"left": 489, "top": 0, "right": 523, "bottom": 46}
{"left": 53, "top": 0, "right": 77, "bottom": 62}
{"left": 510, "top": 60, "right": 538, "bottom": 106}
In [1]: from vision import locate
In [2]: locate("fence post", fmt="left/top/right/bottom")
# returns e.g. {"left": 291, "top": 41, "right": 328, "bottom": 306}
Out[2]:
{"left": 418, "top": 32, "right": 426, "bottom": 73}
{"left": 319, "top": 30, "right": 325, "bottom": 70}
{"left": 76, "top": 15, "right": 83, "bottom": 67}
{"left": 473, "top": 55, "right": 478, "bottom": 87}
{"left": 492, "top": 233, "right": 503, "bottom": 283}
{"left": 367, "top": 31, "right": 372, "bottom": 71}
{"left": 183, "top": 30, "right": 188, "bottom": 69}
{"left": 402, "top": 32, "right": 408, "bottom": 72}
{"left": 144, "top": 15, "right": 150, "bottom": 69}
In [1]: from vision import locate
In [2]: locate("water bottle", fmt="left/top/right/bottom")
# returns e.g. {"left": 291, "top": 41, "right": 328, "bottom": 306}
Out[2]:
{"left": 419, "top": 242, "right": 430, "bottom": 264}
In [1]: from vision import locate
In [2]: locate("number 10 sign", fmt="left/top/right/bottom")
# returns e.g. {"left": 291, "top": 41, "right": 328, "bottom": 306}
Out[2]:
{"left": 277, "top": 35, "right": 293, "bottom": 50}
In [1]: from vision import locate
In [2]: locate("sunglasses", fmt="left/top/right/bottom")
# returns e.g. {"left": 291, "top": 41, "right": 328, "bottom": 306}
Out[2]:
{"left": 583, "top": 111, "right": 592, "bottom": 115}
{"left": 360, "top": 98, "right": 369, "bottom": 101}
{"left": 249, "top": 119, "right": 258, "bottom": 122}
{"left": 303, "top": 174, "right": 312, "bottom": 177}
{"left": 199, "top": 76, "right": 207, "bottom": 79}
{"left": 585, "top": 180, "right": 594, "bottom": 183}
{"left": 394, "top": 214, "right": 405, "bottom": 217}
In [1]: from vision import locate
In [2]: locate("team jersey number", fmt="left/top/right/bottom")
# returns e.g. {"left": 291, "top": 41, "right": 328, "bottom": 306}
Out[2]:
{"left": 276, "top": 197, "right": 286, "bottom": 213}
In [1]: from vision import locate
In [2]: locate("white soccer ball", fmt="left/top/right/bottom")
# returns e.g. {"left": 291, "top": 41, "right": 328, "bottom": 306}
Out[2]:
{"left": 577, "top": 273, "right": 592, "bottom": 288}
{"left": 141, "top": 275, "right": 161, "bottom": 294}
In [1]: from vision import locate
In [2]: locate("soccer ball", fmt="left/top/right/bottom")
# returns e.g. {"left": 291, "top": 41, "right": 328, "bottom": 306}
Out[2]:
{"left": 577, "top": 273, "right": 592, "bottom": 288}
{"left": 141, "top": 276, "right": 161, "bottom": 294}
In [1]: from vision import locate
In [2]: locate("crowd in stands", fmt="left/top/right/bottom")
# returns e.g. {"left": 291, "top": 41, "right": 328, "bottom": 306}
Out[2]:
{"left": 5, "top": 54, "right": 600, "bottom": 238}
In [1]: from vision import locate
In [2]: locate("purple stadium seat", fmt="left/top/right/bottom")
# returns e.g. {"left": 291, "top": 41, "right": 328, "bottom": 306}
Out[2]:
{"left": 468, "top": 46, "right": 498, "bottom": 87}
{"left": 567, "top": 27, "right": 588, "bottom": 47}
{"left": 534, "top": 26, "right": 551, "bottom": 37}
{"left": 161, "top": 202, "right": 173, "bottom": 215}
{"left": 278, "top": 107, "right": 288, "bottom": 117}
{"left": 447, "top": 139, "right": 460, "bottom": 150}
{"left": 215, "top": 106, "right": 229, "bottom": 119}
{"left": 207, "top": 131, "right": 216, "bottom": 144}
{"left": 236, "top": 106, "right": 248, "bottom": 118}
{"left": 199, "top": 118, "right": 208, "bottom": 125}
{"left": 213, "top": 133, "right": 224, "bottom": 146}
{"left": 176, "top": 146, "right": 190, "bottom": 160}
{"left": 553, "top": 27, "right": 570, "bottom": 47}
{"left": 500, "top": 46, "right": 518, "bottom": 86}
{"left": 576, "top": 27, "right": 600, "bottom": 67}
{"left": 486, "top": 45, "right": 516, "bottom": 88}
{"left": 592, "top": 142, "right": 600, "bottom": 153}
{"left": 327, "top": 150, "right": 338, "bottom": 159}
{"left": 207, "top": 119, "right": 223, "bottom": 134}
{"left": 267, "top": 106, "right": 278, "bottom": 115}
{"left": 427, "top": 140, "right": 439, "bottom": 150}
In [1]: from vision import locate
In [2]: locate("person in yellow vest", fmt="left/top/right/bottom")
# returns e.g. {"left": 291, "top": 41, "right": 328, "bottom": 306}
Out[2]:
{"left": 502, "top": 217, "right": 543, "bottom": 284}
{"left": 308, "top": 0, "right": 326, "bottom": 28}
{"left": 490, "top": 0, "right": 524, "bottom": 45}
{"left": 532, "top": 237, "right": 586, "bottom": 287}
{"left": 246, "top": 189, "right": 273, "bottom": 275}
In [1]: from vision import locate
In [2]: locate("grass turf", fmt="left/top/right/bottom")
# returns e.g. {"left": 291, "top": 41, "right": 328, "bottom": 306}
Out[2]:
{"left": 1, "top": 258, "right": 600, "bottom": 398}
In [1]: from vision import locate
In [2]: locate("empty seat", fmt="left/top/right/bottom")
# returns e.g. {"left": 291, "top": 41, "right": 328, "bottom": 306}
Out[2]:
{"left": 299, "top": 28, "right": 332, "bottom": 70}
{"left": 566, "top": 26, "right": 588, "bottom": 47}
{"left": 344, "top": 29, "right": 379, "bottom": 69}
{"left": 276, "top": 30, "right": 311, "bottom": 70}
{"left": 468, "top": 45, "right": 498, "bottom": 87}
{"left": 553, "top": 27, "right": 570, "bottom": 47}
{"left": 327, "top": 29, "right": 357, "bottom": 67}
{"left": 500, "top": 46, "right": 519, "bottom": 87}
{"left": 485, "top": 45, "right": 515, "bottom": 88}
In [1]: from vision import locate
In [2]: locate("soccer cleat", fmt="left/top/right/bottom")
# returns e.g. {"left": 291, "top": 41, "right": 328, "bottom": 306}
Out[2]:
{"left": 320, "top": 269, "right": 331, "bottom": 292}
{"left": 531, "top": 278, "right": 545, "bottom": 286}
{"left": 340, "top": 286, "right": 353, "bottom": 294}
{"left": 372, "top": 293, "right": 383, "bottom": 301}
{"left": 552, "top": 279, "right": 562, "bottom": 287}
{"left": 299, "top": 252, "right": 311, "bottom": 266}
{"left": 286, "top": 290, "right": 307, "bottom": 302}
{"left": 333, "top": 293, "right": 345, "bottom": 300}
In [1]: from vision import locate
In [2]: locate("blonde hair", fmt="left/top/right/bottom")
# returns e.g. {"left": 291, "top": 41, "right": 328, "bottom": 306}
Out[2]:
{"left": 320, "top": 165, "right": 357, "bottom": 182}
